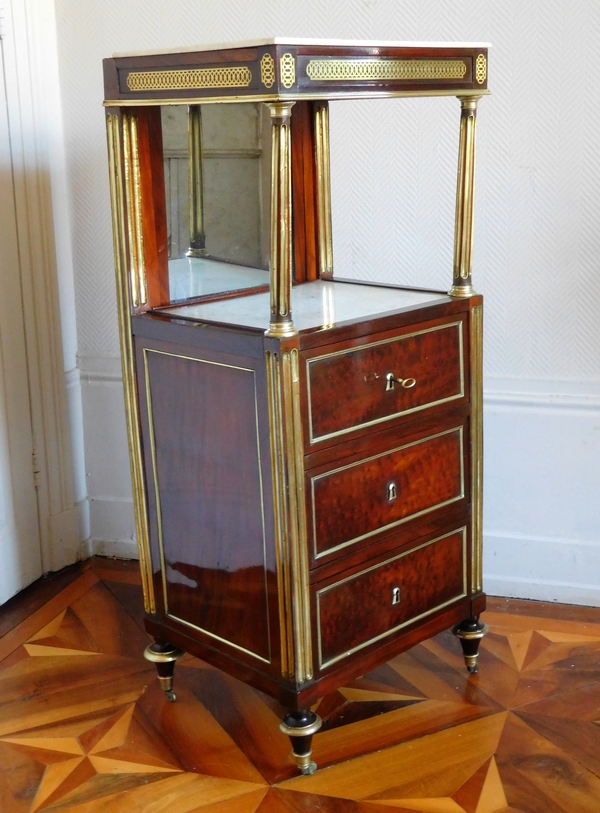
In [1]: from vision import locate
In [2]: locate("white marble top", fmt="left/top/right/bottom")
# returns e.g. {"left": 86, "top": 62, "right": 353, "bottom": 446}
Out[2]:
{"left": 114, "top": 38, "right": 491, "bottom": 58}
{"left": 169, "top": 257, "right": 269, "bottom": 302}
{"left": 165, "top": 279, "right": 447, "bottom": 332}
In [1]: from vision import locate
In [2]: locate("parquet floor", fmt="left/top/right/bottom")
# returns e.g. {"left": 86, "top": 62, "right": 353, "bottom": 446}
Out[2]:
{"left": 1, "top": 559, "right": 600, "bottom": 812}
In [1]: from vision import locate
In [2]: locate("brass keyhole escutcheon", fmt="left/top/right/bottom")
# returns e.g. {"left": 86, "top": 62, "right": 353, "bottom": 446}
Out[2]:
{"left": 385, "top": 373, "right": 417, "bottom": 392}
{"left": 387, "top": 482, "right": 397, "bottom": 502}
{"left": 392, "top": 586, "right": 401, "bottom": 605}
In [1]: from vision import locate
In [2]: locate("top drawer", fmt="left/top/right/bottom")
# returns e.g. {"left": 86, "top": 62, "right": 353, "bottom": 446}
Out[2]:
{"left": 303, "top": 318, "right": 465, "bottom": 446}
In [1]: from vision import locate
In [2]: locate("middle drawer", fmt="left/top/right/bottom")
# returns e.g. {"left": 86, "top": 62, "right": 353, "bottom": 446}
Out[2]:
{"left": 307, "top": 424, "right": 466, "bottom": 562}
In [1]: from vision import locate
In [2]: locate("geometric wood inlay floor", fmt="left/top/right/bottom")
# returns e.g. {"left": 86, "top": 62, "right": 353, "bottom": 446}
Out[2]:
{"left": 1, "top": 559, "right": 600, "bottom": 812}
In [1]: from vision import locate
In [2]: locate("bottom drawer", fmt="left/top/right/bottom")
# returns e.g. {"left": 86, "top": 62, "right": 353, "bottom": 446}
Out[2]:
{"left": 315, "top": 527, "right": 467, "bottom": 671}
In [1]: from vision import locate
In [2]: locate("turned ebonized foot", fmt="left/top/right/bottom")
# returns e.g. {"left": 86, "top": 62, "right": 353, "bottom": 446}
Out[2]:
{"left": 279, "top": 710, "right": 322, "bottom": 775}
{"left": 144, "top": 642, "right": 185, "bottom": 701}
{"left": 453, "top": 616, "right": 489, "bottom": 674}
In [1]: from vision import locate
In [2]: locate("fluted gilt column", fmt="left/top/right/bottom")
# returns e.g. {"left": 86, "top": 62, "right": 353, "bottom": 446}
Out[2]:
{"left": 186, "top": 105, "right": 208, "bottom": 258}
{"left": 266, "top": 101, "right": 296, "bottom": 337}
{"left": 449, "top": 96, "right": 481, "bottom": 297}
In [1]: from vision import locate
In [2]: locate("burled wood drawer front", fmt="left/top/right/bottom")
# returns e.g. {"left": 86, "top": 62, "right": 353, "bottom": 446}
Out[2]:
{"left": 305, "top": 320, "right": 464, "bottom": 445}
{"left": 309, "top": 426, "right": 465, "bottom": 560}
{"left": 316, "top": 528, "right": 467, "bottom": 670}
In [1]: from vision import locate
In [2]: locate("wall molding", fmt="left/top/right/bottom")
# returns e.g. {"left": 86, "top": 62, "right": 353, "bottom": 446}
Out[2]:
{"left": 4, "top": 0, "right": 87, "bottom": 575}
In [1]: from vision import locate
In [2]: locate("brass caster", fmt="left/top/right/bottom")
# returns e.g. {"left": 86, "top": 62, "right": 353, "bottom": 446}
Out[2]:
{"left": 297, "top": 756, "right": 318, "bottom": 775}
{"left": 280, "top": 710, "right": 322, "bottom": 777}
{"left": 453, "top": 616, "right": 488, "bottom": 675}
{"left": 144, "top": 643, "right": 185, "bottom": 701}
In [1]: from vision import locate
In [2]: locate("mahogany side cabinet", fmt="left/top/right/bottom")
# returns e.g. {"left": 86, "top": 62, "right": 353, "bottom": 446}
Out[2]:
{"left": 103, "top": 38, "right": 490, "bottom": 775}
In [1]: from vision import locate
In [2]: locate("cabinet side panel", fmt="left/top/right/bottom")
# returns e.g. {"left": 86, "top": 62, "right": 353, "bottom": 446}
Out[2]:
{"left": 142, "top": 346, "right": 271, "bottom": 663}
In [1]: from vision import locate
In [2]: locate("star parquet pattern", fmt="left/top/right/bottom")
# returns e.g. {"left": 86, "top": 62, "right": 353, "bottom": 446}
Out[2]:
{"left": 1, "top": 559, "right": 600, "bottom": 812}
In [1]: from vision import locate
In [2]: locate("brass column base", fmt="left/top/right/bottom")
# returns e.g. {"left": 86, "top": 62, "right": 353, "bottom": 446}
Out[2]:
{"left": 144, "top": 643, "right": 185, "bottom": 702}
{"left": 448, "top": 283, "right": 478, "bottom": 298}
{"left": 280, "top": 711, "right": 323, "bottom": 775}
{"left": 453, "top": 616, "right": 489, "bottom": 674}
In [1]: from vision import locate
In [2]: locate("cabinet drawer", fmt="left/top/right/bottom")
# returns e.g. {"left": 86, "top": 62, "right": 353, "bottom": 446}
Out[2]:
{"left": 309, "top": 425, "right": 465, "bottom": 560}
{"left": 316, "top": 527, "right": 467, "bottom": 670}
{"left": 304, "top": 320, "right": 465, "bottom": 445}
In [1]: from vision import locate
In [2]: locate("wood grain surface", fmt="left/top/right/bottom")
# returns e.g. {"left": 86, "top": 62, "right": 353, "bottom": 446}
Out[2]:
{"left": 1, "top": 558, "right": 600, "bottom": 812}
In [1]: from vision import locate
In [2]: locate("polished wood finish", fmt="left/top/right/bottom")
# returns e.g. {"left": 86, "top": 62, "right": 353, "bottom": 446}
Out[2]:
{"left": 103, "top": 39, "right": 488, "bottom": 774}
{"left": 135, "top": 107, "right": 170, "bottom": 309}
{"left": 308, "top": 424, "right": 466, "bottom": 560}
{"left": 303, "top": 317, "right": 466, "bottom": 446}
{"left": 290, "top": 101, "right": 319, "bottom": 284}
{"left": 2, "top": 560, "right": 599, "bottom": 811}
{"left": 103, "top": 43, "right": 488, "bottom": 104}
{"left": 315, "top": 528, "right": 466, "bottom": 670}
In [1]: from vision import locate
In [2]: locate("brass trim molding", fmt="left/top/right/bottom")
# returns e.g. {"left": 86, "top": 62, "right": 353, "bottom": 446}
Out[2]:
{"left": 316, "top": 527, "right": 468, "bottom": 670}
{"left": 106, "top": 113, "right": 155, "bottom": 613}
{"left": 121, "top": 113, "right": 147, "bottom": 308}
{"left": 126, "top": 66, "right": 252, "bottom": 92}
{"left": 104, "top": 89, "right": 490, "bottom": 107}
{"left": 311, "top": 426, "right": 465, "bottom": 559}
{"left": 306, "top": 321, "right": 465, "bottom": 444}
{"left": 475, "top": 54, "right": 487, "bottom": 85}
{"left": 280, "top": 53, "right": 296, "bottom": 89}
{"left": 470, "top": 304, "right": 484, "bottom": 593}
{"left": 143, "top": 347, "right": 272, "bottom": 664}
{"left": 314, "top": 102, "right": 333, "bottom": 278}
{"left": 261, "top": 53, "right": 276, "bottom": 88}
{"left": 266, "top": 349, "right": 313, "bottom": 683}
{"left": 306, "top": 58, "right": 467, "bottom": 82}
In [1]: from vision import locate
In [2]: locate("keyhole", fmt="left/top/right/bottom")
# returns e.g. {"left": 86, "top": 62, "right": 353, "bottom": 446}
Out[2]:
{"left": 392, "top": 587, "right": 401, "bottom": 605}
{"left": 387, "top": 482, "right": 397, "bottom": 502}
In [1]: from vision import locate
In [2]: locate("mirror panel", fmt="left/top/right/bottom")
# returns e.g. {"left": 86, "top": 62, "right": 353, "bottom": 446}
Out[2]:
{"left": 160, "top": 103, "right": 271, "bottom": 303}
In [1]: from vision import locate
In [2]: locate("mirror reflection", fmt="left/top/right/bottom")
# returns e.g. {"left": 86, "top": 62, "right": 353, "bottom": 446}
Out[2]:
{"left": 161, "top": 103, "right": 271, "bottom": 303}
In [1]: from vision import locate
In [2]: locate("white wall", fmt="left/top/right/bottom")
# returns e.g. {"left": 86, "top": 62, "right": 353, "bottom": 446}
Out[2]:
{"left": 53, "top": 1, "right": 600, "bottom": 603}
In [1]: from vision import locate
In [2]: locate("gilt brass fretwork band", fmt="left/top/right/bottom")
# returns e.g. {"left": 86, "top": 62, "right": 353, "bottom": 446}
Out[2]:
{"left": 306, "top": 58, "right": 467, "bottom": 82}
{"left": 475, "top": 54, "right": 487, "bottom": 85}
{"left": 126, "top": 66, "right": 252, "bottom": 92}
{"left": 106, "top": 113, "right": 155, "bottom": 614}
{"left": 261, "top": 54, "right": 276, "bottom": 88}
{"left": 280, "top": 53, "right": 296, "bottom": 89}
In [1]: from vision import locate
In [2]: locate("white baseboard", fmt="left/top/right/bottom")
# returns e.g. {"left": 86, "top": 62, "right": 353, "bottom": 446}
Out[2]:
{"left": 78, "top": 358, "right": 600, "bottom": 604}
{"left": 484, "top": 531, "right": 600, "bottom": 606}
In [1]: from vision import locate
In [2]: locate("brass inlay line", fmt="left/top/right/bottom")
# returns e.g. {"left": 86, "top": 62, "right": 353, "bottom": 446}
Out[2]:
{"left": 143, "top": 348, "right": 271, "bottom": 663}
{"left": 471, "top": 304, "right": 484, "bottom": 593}
{"left": 475, "top": 54, "right": 487, "bottom": 85}
{"left": 280, "top": 53, "right": 296, "bottom": 89}
{"left": 314, "top": 102, "right": 333, "bottom": 278}
{"left": 104, "top": 89, "right": 490, "bottom": 107}
{"left": 316, "top": 528, "right": 468, "bottom": 670}
{"left": 106, "top": 113, "right": 154, "bottom": 613}
{"left": 169, "top": 613, "right": 271, "bottom": 664}
{"left": 126, "top": 66, "right": 252, "bottom": 91}
{"left": 306, "top": 321, "right": 465, "bottom": 444}
{"left": 306, "top": 58, "right": 467, "bottom": 82}
{"left": 261, "top": 53, "right": 276, "bottom": 88}
{"left": 311, "top": 426, "right": 465, "bottom": 559}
